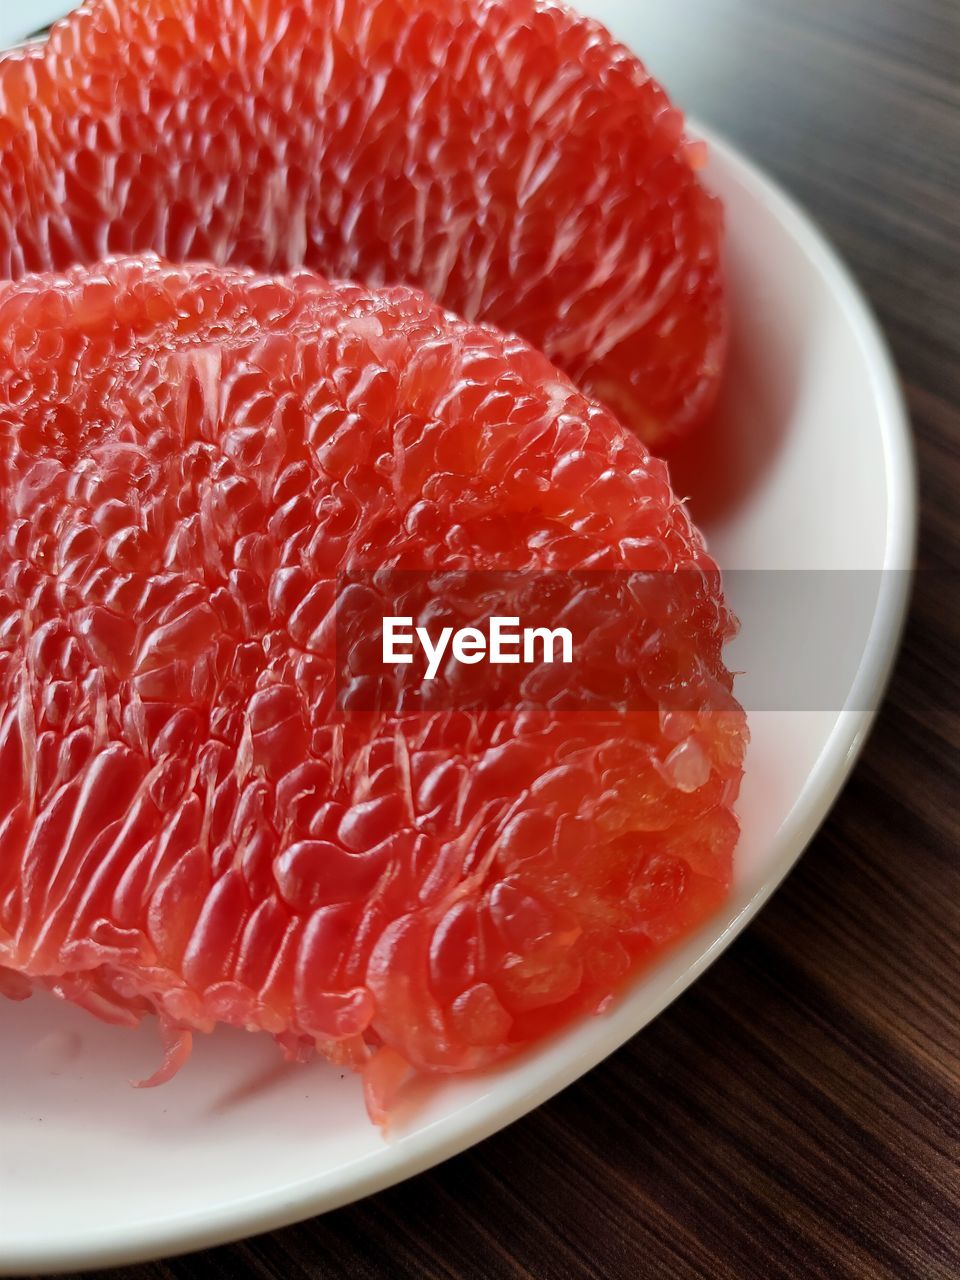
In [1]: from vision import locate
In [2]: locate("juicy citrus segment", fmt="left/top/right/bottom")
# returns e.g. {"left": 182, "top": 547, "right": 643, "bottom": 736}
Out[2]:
{"left": 0, "top": 256, "right": 745, "bottom": 1119}
{"left": 0, "top": 0, "right": 726, "bottom": 447}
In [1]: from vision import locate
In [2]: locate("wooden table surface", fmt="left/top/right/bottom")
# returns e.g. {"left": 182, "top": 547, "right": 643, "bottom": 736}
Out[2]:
{"left": 39, "top": 1, "right": 959, "bottom": 1277}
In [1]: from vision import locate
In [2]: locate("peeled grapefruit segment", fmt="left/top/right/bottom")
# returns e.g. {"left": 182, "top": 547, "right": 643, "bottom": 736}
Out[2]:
{"left": 0, "top": 0, "right": 726, "bottom": 447}
{"left": 0, "top": 255, "right": 746, "bottom": 1119}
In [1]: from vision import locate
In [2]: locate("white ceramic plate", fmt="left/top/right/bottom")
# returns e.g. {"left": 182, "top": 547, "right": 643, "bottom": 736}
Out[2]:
{"left": 0, "top": 4, "right": 915, "bottom": 1274}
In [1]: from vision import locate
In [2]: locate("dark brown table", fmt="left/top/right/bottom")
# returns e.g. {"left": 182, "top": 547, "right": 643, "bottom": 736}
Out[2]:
{"left": 39, "top": 0, "right": 959, "bottom": 1276}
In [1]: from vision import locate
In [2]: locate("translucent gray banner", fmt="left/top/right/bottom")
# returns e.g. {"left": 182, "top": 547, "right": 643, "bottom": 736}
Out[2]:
{"left": 332, "top": 569, "right": 918, "bottom": 715}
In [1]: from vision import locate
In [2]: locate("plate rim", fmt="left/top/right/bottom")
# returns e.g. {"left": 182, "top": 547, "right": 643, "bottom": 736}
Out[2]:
{"left": 0, "top": 122, "right": 917, "bottom": 1275}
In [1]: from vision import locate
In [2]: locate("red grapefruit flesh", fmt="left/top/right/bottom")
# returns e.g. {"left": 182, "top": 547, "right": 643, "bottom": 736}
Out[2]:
{"left": 0, "top": 256, "right": 745, "bottom": 1120}
{"left": 0, "top": 0, "right": 726, "bottom": 448}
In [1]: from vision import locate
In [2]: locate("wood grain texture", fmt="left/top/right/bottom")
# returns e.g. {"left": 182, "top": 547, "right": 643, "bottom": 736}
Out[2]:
{"left": 34, "top": 1, "right": 959, "bottom": 1277}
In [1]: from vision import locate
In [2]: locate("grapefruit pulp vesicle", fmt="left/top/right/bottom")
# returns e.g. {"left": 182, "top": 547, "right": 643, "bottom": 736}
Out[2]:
{"left": 0, "top": 0, "right": 727, "bottom": 448}
{"left": 0, "top": 256, "right": 746, "bottom": 1119}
